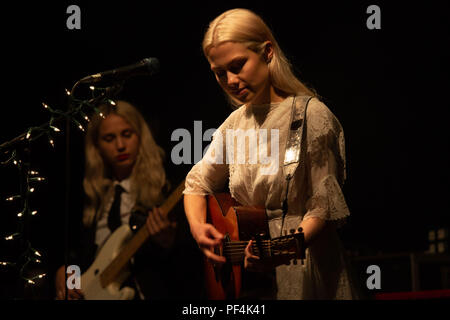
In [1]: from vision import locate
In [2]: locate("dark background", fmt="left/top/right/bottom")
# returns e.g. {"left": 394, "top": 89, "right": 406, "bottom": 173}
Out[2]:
{"left": 0, "top": 1, "right": 449, "bottom": 299}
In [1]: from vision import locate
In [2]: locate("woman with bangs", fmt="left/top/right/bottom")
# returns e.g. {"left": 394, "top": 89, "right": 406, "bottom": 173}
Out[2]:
{"left": 183, "top": 8, "right": 361, "bottom": 299}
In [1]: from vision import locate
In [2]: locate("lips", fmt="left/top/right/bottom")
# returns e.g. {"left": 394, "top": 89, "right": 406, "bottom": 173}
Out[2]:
{"left": 116, "top": 154, "right": 130, "bottom": 161}
{"left": 232, "top": 87, "right": 248, "bottom": 96}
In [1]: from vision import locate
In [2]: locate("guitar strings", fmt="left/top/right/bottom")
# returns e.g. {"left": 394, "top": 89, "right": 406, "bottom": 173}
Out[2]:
{"left": 222, "top": 241, "right": 294, "bottom": 260}
{"left": 214, "top": 239, "right": 294, "bottom": 262}
{"left": 223, "top": 244, "right": 273, "bottom": 252}
{"left": 223, "top": 244, "right": 274, "bottom": 257}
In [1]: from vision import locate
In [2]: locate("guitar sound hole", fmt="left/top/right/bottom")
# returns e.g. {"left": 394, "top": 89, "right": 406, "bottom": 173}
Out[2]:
{"left": 94, "top": 269, "right": 99, "bottom": 275}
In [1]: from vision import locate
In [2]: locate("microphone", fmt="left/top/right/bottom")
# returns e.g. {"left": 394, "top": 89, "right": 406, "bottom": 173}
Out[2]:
{"left": 79, "top": 57, "right": 160, "bottom": 84}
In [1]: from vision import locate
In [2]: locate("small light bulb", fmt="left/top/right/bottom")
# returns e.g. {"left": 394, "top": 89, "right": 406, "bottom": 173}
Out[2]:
{"left": 89, "top": 86, "right": 95, "bottom": 91}
{"left": 17, "top": 212, "right": 23, "bottom": 218}
{"left": 35, "top": 251, "right": 41, "bottom": 257}
{"left": 42, "top": 103, "right": 48, "bottom": 109}
{"left": 31, "top": 210, "right": 37, "bottom": 216}
{"left": 29, "top": 187, "right": 35, "bottom": 193}
{"left": 65, "top": 89, "right": 71, "bottom": 96}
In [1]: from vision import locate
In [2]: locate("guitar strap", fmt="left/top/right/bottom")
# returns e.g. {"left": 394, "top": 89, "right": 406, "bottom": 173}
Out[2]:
{"left": 280, "top": 95, "right": 313, "bottom": 236}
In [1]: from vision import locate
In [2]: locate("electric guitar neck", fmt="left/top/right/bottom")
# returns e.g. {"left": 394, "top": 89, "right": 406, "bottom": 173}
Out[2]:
{"left": 99, "top": 180, "right": 185, "bottom": 288}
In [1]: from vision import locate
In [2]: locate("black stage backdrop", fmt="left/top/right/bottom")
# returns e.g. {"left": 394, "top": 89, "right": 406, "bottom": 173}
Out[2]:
{"left": 0, "top": 0, "right": 449, "bottom": 302}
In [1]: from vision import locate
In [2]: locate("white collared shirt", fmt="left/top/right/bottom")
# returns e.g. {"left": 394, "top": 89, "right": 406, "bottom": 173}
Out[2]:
{"left": 95, "top": 178, "right": 136, "bottom": 251}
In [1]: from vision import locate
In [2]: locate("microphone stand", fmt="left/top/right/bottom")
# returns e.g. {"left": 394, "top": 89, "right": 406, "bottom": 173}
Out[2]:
{"left": 62, "top": 80, "right": 124, "bottom": 300}
{"left": 0, "top": 78, "right": 124, "bottom": 299}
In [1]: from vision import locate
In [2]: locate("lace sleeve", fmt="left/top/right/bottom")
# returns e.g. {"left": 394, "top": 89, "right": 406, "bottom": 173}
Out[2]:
{"left": 303, "top": 99, "right": 350, "bottom": 224}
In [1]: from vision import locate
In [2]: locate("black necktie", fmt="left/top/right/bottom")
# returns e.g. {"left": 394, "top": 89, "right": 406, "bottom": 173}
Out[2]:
{"left": 108, "top": 184, "right": 125, "bottom": 233}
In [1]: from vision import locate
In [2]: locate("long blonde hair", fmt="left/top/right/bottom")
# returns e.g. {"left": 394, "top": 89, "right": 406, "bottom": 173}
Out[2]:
{"left": 82, "top": 100, "right": 166, "bottom": 227}
{"left": 202, "top": 8, "right": 316, "bottom": 106}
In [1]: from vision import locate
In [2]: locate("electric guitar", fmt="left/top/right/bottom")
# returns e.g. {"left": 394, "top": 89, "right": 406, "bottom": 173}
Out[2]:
{"left": 205, "top": 193, "right": 306, "bottom": 299}
{"left": 79, "top": 180, "right": 185, "bottom": 300}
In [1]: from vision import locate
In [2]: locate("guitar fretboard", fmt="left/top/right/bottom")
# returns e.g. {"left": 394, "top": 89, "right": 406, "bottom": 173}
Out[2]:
{"left": 222, "top": 237, "right": 299, "bottom": 265}
{"left": 99, "top": 180, "right": 185, "bottom": 288}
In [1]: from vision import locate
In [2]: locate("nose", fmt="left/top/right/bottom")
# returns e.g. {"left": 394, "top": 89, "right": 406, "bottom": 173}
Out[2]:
{"left": 227, "top": 71, "right": 239, "bottom": 88}
{"left": 115, "top": 137, "right": 126, "bottom": 151}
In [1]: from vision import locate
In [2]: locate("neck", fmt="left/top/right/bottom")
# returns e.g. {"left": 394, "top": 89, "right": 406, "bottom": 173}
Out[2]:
{"left": 249, "top": 84, "right": 287, "bottom": 106}
{"left": 114, "top": 170, "right": 131, "bottom": 182}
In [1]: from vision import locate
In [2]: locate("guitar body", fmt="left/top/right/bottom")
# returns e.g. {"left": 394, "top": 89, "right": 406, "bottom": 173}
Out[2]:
{"left": 77, "top": 180, "right": 186, "bottom": 300}
{"left": 81, "top": 225, "right": 135, "bottom": 300}
{"left": 205, "top": 193, "right": 269, "bottom": 299}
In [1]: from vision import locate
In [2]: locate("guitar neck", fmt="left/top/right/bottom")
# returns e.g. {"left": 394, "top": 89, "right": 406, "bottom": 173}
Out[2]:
{"left": 100, "top": 180, "right": 185, "bottom": 288}
{"left": 223, "top": 236, "right": 305, "bottom": 265}
{"left": 223, "top": 240, "right": 272, "bottom": 264}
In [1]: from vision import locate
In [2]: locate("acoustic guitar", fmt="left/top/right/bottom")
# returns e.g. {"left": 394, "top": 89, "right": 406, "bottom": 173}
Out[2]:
{"left": 79, "top": 180, "right": 185, "bottom": 300}
{"left": 205, "top": 193, "right": 306, "bottom": 299}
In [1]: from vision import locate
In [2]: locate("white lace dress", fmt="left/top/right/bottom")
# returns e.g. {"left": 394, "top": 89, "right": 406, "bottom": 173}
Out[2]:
{"left": 184, "top": 96, "right": 360, "bottom": 299}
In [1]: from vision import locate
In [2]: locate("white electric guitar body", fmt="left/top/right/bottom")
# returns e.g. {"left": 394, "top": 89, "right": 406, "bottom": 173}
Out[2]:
{"left": 81, "top": 225, "right": 135, "bottom": 300}
{"left": 77, "top": 180, "right": 185, "bottom": 300}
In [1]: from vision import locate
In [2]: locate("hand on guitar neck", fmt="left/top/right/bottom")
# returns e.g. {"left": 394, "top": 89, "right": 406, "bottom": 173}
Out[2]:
{"left": 145, "top": 207, "right": 177, "bottom": 249}
{"left": 54, "top": 207, "right": 177, "bottom": 300}
{"left": 243, "top": 217, "right": 327, "bottom": 272}
{"left": 244, "top": 239, "right": 293, "bottom": 272}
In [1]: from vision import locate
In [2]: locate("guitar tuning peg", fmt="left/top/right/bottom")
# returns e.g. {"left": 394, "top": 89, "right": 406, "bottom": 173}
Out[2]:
{"left": 297, "top": 227, "right": 303, "bottom": 233}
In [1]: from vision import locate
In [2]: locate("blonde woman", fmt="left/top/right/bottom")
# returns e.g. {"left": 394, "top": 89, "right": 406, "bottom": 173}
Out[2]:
{"left": 184, "top": 8, "right": 360, "bottom": 299}
{"left": 55, "top": 100, "right": 177, "bottom": 299}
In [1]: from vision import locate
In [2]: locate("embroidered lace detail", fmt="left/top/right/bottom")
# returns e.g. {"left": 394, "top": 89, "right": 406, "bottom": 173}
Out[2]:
{"left": 304, "top": 174, "right": 350, "bottom": 222}
{"left": 183, "top": 162, "right": 210, "bottom": 195}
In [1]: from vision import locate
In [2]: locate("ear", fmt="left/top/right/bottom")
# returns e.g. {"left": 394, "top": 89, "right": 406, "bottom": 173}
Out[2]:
{"left": 263, "top": 41, "right": 274, "bottom": 63}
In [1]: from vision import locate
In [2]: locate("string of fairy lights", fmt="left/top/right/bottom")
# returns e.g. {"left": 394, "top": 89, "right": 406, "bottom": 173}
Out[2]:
{"left": 0, "top": 83, "right": 118, "bottom": 289}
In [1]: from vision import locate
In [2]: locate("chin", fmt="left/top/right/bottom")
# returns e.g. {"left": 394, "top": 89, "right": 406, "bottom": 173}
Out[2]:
{"left": 116, "top": 160, "right": 134, "bottom": 170}
{"left": 236, "top": 94, "right": 252, "bottom": 104}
